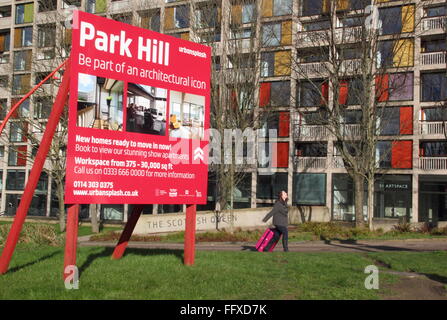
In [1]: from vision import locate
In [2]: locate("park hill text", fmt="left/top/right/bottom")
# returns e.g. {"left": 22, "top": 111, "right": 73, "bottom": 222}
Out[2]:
{"left": 80, "top": 21, "right": 170, "bottom": 66}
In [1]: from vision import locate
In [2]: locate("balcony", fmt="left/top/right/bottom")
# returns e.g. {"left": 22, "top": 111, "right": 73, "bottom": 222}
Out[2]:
{"left": 77, "top": 106, "right": 95, "bottom": 128}
{"left": 420, "top": 121, "right": 446, "bottom": 136}
{"left": 332, "top": 156, "right": 345, "bottom": 169}
{"left": 422, "top": 16, "right": 446, "bottom": 33}
{"left": 421, "top": 51, "right": 446, "bottom": 66}
{"left": 294, "top": 157, "right": 327, "bottom": 170}
{"left": 293, "top": 124, "right": 329, "bottom": 141}
{"left": 419, "top": 157, "right": 447, "bottom": 171}
{"left": 296, "top": 61, "right": 328, "bottom": 78}
{"left": 340, "top": 59, "right": 362, "bottom": 74}
{"left": 341, "top": 124, "right": 362, "bottom": 138}
{"left": 297, "top": 26, "right": 362, "bottom": 48}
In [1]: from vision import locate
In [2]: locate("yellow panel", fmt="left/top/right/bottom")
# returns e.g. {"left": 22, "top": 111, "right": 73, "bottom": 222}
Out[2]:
{"left": 401, "top": 5, "right": 415, "bottom": 33}
{"left": 141, "top": 15, "right": 149, "bottom": 28}
{"left": 14, "top": 29, "right": 22, "bottom": 48}
{"left": 393, "top": 39, "right": 414, "bottom": 67}
{"left": 164, "top": 7, "right": 174, "bottom": 30}
{"left": 181, "top": 32, "right": 189, "bottom": 41}
{"left": 231, "top": 4, "right": 242, "bottom": 25}
{"left": 274, "top": 51, "right": 291, "bottom": 76}
{"left": 261, "top": 0, "right": 273, "bottom": 17}
{"left": 337, "top": 0, "right": 349, "bottom": 11}
{"left": 281, "top": 21, "right": 292, "bottom": 46}
{"left": 322, "top": 0, "right": 330, "bottom": 13}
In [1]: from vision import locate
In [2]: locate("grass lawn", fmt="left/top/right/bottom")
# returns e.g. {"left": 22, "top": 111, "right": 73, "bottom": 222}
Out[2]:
{"left": 0, "top": 244, "right": 403, "bottom": 300}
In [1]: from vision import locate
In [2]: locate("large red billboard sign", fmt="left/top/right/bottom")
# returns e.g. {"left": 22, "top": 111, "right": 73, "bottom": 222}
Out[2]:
{"left": 65, "top": 11, "right": 211, "bottom": 204}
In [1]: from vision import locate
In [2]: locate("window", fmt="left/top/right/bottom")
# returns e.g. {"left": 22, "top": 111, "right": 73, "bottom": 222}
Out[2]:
{"left": 378, "top": 39, "right": 414, "bottom": 68}
{"left": 421, "top": 72, "right": 447, "bottom": 102}
{"left": 8, "top": 146, "right": 27, "bottom": 166}
{"left": 257, "top": 173, "right": 288, "bottom": 200}
{"left": 376, "top": 140, "right": 412, "bottom": 169}
{"left": 0, "top": 99, "right": 7, "bottom": 120}
{"left": 262, "top": 0, "right": 292, "bottom": 17}
{"left": 0, "top": 75, "right": 8, "bottom": 88}
{"left": 302, "top": 20, "right": 330, "bottom": 31}
{"left": 34, "top": 97, "right": 52, "bottom": 119}
{"left": 0, "top": 6, "right": 11, "bottom": 18}
{"left": 379, "top": 5, "right": 414, "bottom": 35}
{"left": 37, "top": 48, "right": 55, "bottom": 60}
{"left": 376, "top": 73, "right": 414, "bottom": 102}
{"left": 15, "top": 3, "right": 34, "bottom": 24}
{"left": 258, "top": 142, "right": 289, "bottom": 168}
{"left": 34, "top": 72, "right": 51, "bottom": 85}
{"left": 262, "top": 21, "right": 292, "bottom": 47}
{"left": 341, "top": 109, "right": 362, "bottom": 124}
{"left": 38, "top": 0, "right": 57, "bottom": 12}
{"left": 6, "top": 170, "right": 25, "bottom": 190}
{"left": 14, "top": 27, "right": 33, "bottom": 48}
{"left": 378, "top": 107, "right": 413, "bottom": 136}
{"left": 196, "top": 4, "right": 220, "bottom": 29}
{"left": 421, "top": 108, "right": 447, "bottom": 122}
{"left": 421, "top": 39, "right": 447, "bottom": 53}
{"left": 231, "top": 2, "right": 255, "bottom": 25}
{"left": 164, "top": 5, "right": 190, "bottom": 30}
{"left": 86, "top": 0, "right": 106, "bottom": 14}
{"left": 332, "top": 173, "right": 367, "bottom": 221}
{"left": 297, "top": 80, "right": 328, "bottom": 107}
{"left": 10, "top": 98, "right": 30, "bottom": 118}
{"left": 12, "top": 74, "right": 31, "bottom": 95}
{"left": 296, "top": 142, "right": 327, "bottom": 157}
{"left": 260, "top": 51, "right": 291, "bottom": 77}
{"left": 420, "top": 141, "right": 447, "bottom": 157}
{"left": 37, "top": 24, "right": 56, "bottom": 48}
{"left": 140, "top": 10, "right": 161, "bottom": 32}
{"left": 425, "top": 6, "right": 446, "bottom": 17}
{"left": 13, "top": 50, "right": 32, "bottom": 71}
{"left": 9, "top": 121, "right": 27, "bottom": 142}
{"left": 230, "top": 26, "right": 252, "bottom": 39}
{"left": 301, "top": 0, "right": 323, "bottom": 16}
{"left": 260, "top": 112, "right": 290, "bottom": 138}
{"left": 259, "top": 81, "right": 290, "bottom": 107}
{"left": 0, "top": 30, "right": 10, "bottom": 52}
{"left": 293, "top": 173, "right": 326, "bottom": 205}
{"left": 375, "top": 175, "right": 412, "bottom": 219}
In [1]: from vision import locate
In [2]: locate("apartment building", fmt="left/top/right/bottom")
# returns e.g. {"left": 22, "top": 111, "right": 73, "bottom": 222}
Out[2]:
{"left": 0, "top": 0, "right": 445, "bottom": 225}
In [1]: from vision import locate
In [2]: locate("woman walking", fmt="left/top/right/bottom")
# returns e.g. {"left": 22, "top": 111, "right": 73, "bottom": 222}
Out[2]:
{"left": 262, "top": 190, "right": 289, "bottom": 252}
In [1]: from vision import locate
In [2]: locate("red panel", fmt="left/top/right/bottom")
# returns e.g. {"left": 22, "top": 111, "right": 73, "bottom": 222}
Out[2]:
{"left": 274, "top": 142, "right": 289, "bottom": 168}
{"left": 391, "top": 140, "right": 412, "bottom": 169}
{"left": 320, "top": 82, "right": 329, "bottom": 105}
{"left": 399, "top": 106, "right": 413, "bottom": 135}
{"left": 375, "top": 74, "right": 389, "bottom": 102}
{"left": 16, "top": 146, "right": 27, "bottom": 166}
{"left": 339, "top": 81, "right": 348, "bottom": 105}
{"left": 259, "top": 82, "right": 271, "bottom": 107}
{"left": 278, "top": 112, "right": 290, "bottom": 137}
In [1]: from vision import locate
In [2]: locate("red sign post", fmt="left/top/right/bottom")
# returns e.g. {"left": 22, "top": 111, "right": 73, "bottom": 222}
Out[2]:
{"left": 0, "top": 11, "right": 211, "bottom": 277}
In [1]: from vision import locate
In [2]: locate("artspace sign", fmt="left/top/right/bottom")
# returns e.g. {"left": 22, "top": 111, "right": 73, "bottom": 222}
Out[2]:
{"left": 65, "top": 11, "right": 211, "bottom": 204}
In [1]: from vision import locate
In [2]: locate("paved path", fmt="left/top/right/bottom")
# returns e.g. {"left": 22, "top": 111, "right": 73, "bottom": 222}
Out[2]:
{"left": 79, "top": 237, "right": 447, "bottom": 253}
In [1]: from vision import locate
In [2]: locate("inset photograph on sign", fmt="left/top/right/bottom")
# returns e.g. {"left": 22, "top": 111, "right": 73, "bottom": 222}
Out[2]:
{"left": 169, "top": 91, "right": 205, "bottom": 140}
{"left": 77, "top": 73, "right": 124, "bottom": 131}
{"left": 126, "top": 83, "right": 167, "bottom": 136}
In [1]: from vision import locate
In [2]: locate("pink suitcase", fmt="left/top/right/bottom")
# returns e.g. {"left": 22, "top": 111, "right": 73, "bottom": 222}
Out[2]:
{"left": 256, "top": 228, "right": 279, "bottom": 252}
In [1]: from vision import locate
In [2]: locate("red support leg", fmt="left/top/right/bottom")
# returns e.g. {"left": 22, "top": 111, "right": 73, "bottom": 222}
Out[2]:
{"left": 184, "top": 204, "right": 197, "bottom": 266}
{"left": 63, "top": 204, "right": 79, "bottom": 280}
{"left": 111, "top": 205, "right": 144, "bottom": 260}
{"left": 0, "top": 59, "right": 71, "bottom": 275}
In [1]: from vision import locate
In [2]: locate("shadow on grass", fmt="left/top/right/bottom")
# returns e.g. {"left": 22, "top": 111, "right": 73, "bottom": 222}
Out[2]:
{"left": 7, "top": 251, "right": 61, "bottom": 274}
{"left": 322, "top": 239, "right": 419, "bottom": 253}
{"left": 419, "top": 273, "right": 447, "bottom": 285}
{"left": 241, "top": 246, "right": 258, "bottom": 252}
{"left": 78, "top": 247, "right": 184, "bottom": 277}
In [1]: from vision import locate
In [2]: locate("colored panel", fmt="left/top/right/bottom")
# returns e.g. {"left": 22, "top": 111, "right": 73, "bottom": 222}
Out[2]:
{"left": 375, "top": 74, "right": 389, "bottom": 102}
{"left": 321, "top": 82, "right": 329, "bottom": 105}
{"left": 322, "top": 0, "right": 330, "bottom": 13}
{"left": 393, "top": 39, "right": 414, "bottom": 67}
{"left": 280, "top": 21, "right": 292, "bottom": 46}
{"left": 141, "top": 15, "right": 150, "bottom": 28}
{"left": 231, "top": 4, "right": 242, "bottom": 25}
{"left": 164, "top": 7, "right": 174, "bottom": 30}
{"left": 180, "top": 32, "right": 189, "bottom": 41}
{"left": 399, "top": 106, "right": 413, "bottom": 135}
{"left": 391, "top": 140, "right": 412, "bottom": 169}
{"left": 0, "top": 35, "right": 4, "bottom": 52}
{"left": 279, "top": 112, "right": 290, "bottom": 137}
{"left": 96, "top": 0, "right": 106, "bottom": 13}
{"left": 14, "top": 29, "right": 22, "bottom": 48}
{"left": 274, "top": 51, "right": 291, "bottom": 76}
{"left": 337, "top": 0, "right": 349, "bottom": 11}
{"left": 261, "top": 0, "right": 273, "bottom": 17}
{"left": 339, "top": 81, "right": 348, "bottom": 105}
{"left": 259, "top": 82, "right": 271, "bottom": 107}
{"left": 401, "top": 5, "right": 415, "bottom": 33}
{"left": 274, "top": 142, "right": 289, "bottom": 168}
{"left": 17, "top": 146, "right": 27, "bottom": 166}
{"left": 23, "top": 4, "right": 34, "bottom": 23}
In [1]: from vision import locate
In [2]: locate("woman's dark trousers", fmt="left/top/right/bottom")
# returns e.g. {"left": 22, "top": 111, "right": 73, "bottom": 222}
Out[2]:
{"left": 264, "top": 226, "right": 289, "bottom": 252}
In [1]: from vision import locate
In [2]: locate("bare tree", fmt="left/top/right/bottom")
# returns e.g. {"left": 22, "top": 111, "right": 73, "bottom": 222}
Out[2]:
{"left": 290, "top": 0, "right": 427, "bottom": 228}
